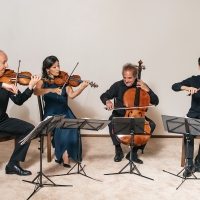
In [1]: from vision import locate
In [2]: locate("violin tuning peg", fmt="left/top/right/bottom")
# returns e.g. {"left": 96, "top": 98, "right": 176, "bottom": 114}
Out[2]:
{"left": 89, "top": 81, "right": 98, "bottom": 88}
{"left": 92, "top": 82, "right": 95, "bottom": 88}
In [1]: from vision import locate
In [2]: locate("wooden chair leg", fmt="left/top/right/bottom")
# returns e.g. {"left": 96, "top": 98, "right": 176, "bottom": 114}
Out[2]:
{"left": 181, "top": 135, "right": 185, "bottom": 167}
{"left": 14, "top": 137, "right": 18, "bottom": 147}
{"left": 47, "top": 133, "right": 52, "bottom": 162}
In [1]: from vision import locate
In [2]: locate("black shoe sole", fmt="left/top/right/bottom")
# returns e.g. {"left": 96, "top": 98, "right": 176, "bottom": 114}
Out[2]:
{"left": 6, "top": 171, "right": 32, "bottom": 176}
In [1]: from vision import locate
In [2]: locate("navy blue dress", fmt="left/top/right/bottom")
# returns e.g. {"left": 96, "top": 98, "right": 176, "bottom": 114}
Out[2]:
{"left": 43, "top": 82, "right": 82, "bottom": 162}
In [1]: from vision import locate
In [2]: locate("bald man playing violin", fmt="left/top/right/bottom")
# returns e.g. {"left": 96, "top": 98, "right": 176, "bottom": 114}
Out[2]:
{"left": 172, "top": 57, "right": 200, "bottom": 177}
{"left": 0, "top": 50, "right": 41, "bottom": 176}
{"left": 100, "top": 63, "right": 159, "bottom": 163}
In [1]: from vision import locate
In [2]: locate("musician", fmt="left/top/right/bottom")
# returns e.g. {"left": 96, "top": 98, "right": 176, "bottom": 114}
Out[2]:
{"left": 100, "top": 63, "right": 159, "bottom": 163}
{"left": 172, "top": 57, "right": 200, "bottom": 177}
{"left": 34, "top": 55, "right": 89, "bottom": 167}
{"left": 0, "top": 50, "right": 41, "bottom": 176}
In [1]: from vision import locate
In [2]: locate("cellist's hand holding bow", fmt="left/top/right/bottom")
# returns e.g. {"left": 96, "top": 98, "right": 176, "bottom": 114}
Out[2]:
{"left": 137, "top": 79, "right": 150, "bottom": 92}
{"left": 106, "top": 100, "right": 114, "bottom": 110}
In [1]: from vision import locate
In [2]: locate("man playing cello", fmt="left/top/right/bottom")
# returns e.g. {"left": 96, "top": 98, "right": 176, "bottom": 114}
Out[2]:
{"left": 100, "top": 62, "right": 159, "bottom": 163}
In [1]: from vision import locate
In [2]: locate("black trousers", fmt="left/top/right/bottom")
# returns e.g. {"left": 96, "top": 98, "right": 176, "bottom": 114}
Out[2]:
{"left": 0, "top": 117, "right": 34, "bottom": 162}
{"left": 183, "top": 115, "right": 200, "bottom": 159}
{"left": 108, "top": 114, "right": 156, "bottom": 152}
{"left": 184, "top": 134, "right": 195, "bottom": 159}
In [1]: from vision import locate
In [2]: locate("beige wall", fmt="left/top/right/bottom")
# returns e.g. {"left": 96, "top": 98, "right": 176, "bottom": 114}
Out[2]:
{"left": 1, "top": 0, "right": 200, "bottom": 135}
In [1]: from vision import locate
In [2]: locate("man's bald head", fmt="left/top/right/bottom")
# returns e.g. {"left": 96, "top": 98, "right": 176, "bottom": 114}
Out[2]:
{"left": 0, "top": 50, "right": 8, "bottom": 76}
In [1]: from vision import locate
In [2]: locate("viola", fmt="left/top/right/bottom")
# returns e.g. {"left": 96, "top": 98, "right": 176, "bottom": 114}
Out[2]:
{"left": 116, "top": 60, "right": 151, "bottom": 146}
{"left": 51, "top": 71, "right": 98, "bottom": 88}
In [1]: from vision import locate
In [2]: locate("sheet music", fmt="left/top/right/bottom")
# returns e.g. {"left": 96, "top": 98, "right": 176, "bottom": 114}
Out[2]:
{"left": 20, "top": 117, "right": 111, "bottom": 145}
{"left": 20, "top": 116, "right": 54, "bottom": 145}
{"left": 20, "top": 115, "right": 66, "bottom": 145}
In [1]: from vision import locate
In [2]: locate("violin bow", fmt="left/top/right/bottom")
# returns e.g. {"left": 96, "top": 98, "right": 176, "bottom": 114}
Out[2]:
{"left": 60, "top": 62, "right": 79, "bottom": 90}
{"left": 14, "top": 60, "right": 21, "bottom": 86}
{"left": 104, "top": 104, "right": 155, "bottom": 110}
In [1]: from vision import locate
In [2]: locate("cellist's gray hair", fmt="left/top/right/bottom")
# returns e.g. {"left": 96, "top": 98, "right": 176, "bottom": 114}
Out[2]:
{"left": 122, "top": 63, "right": 138, "bottom": 78}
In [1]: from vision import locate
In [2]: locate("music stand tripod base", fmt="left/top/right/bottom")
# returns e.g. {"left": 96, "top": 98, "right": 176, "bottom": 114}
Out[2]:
{"left": 104, "top": 117, "right": 153, "bottom": 181}
{"left": 20, "top": 115, "right": 72, "bottom": 200}
{"left": 161, "top": 115, "right": 200, "bottom": 190}
{"left": 47, "top": 118, "right": 110, "bottom": 182}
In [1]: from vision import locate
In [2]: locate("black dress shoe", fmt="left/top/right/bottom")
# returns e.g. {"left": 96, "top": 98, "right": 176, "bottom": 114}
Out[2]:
{"left": 183, "top": 165, "right": 195, "bottom": 177}
{"left": 114, "top": 151, "right": 124, "bottom": 162}
{"left": 63, "top": 163, "right": 71, "bottom": 168}
{"left": 195, "top": 158, "right": 200, "bottom": 172}
{"left": 5, "top": 165, "right": 32, "bottom": 176}
{"left": 55, "top": 159, "right": 62, "bottom": 164}
{"left": 126, "top": 152, "right": 143, "bottom": 164}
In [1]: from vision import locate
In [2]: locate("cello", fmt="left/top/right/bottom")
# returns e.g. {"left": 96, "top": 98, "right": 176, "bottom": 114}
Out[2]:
{"left": 116, "top": 60, "right": 151, "bottom": 146}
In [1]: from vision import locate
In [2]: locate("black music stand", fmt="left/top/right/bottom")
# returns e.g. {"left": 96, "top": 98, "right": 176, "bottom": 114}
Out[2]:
{"left": 162, "top": 115, "right": 200, "bottom": 189}
{"left": 48, "top": 118, "right": 110, "bottom": 182}
{"left": 20, "top": 115, "right": 72, "bottom": 200}
{"left": 104, "top": 117, "right": 153, "bottom": 181}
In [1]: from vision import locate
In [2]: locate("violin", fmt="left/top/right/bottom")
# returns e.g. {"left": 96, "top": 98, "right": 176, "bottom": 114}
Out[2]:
{"left": 0, "top": 69, "right": 32, "bottom": 85}
{"left": 116, "top": 60, "right": 151, "bottom": 146}
{"left": 50, "top": 71, "right": 98, "bottom": 88}
{"left": 0, "top": 69, "right": 53, "bottom": 86}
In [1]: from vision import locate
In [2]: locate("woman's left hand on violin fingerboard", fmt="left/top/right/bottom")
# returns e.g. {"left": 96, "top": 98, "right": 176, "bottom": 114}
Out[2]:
{"left": 137, "top": 79, "right": 150, "bottom": 92}
{"left": 80, "top": 80, "right": 90, "bottom": 90}
{"left": 28, "top": 75, "right": 41, "bottom": 90}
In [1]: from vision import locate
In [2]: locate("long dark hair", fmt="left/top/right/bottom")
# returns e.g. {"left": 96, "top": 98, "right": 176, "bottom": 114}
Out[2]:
{"left": 42, "top": 56, "right": 59, "bottom": 78}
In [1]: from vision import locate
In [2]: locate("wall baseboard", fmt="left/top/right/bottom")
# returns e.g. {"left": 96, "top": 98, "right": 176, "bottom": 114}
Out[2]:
{"left": 81, "top": 134, "right": 182, "bottom": 138}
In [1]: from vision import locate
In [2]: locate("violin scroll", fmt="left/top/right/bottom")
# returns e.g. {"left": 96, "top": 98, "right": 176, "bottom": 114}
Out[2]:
{"left": 89, "top": 81, "right": 98, "bottom": 88}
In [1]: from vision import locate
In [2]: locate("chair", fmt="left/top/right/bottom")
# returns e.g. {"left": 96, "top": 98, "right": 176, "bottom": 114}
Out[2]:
{"left": 0, "top": 132, "right": 18, "bottom": 145}
{"left": 37, "top": 95, "right": 52, "bottom": 162}
{"left": 181, "top": 135, "right": 200, "bottom": 167}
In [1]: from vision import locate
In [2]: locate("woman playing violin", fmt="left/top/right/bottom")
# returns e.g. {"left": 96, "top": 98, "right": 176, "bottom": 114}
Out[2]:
{"left": 0, "top": 50, "right": 41, "bottom": 176}
{"left": 100, "top": 63, "right": 159, "bottom": 164}
{"left": 34, "top": 55, "right": 89, "bottom": 167}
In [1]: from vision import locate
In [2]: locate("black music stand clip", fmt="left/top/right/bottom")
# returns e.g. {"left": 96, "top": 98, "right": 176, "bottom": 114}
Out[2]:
{"left": 20, "top": 115, "right": 72, "bottom": 200}
{"left": 162, "top": 115, "right": 200, "bottom": 190}
{"left": 104, "top": 117, "right": 154, "bottom": 181}
{"left": 48, "top": 118, "right": 110, "bottom": 182}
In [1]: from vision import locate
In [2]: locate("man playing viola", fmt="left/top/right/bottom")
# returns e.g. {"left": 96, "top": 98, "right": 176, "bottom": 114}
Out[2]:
{"left": 0, "top": 50, "right": 41, "bottom": 176}
{"left": 100, "top": 63, "right": 159, "bottom": 163}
